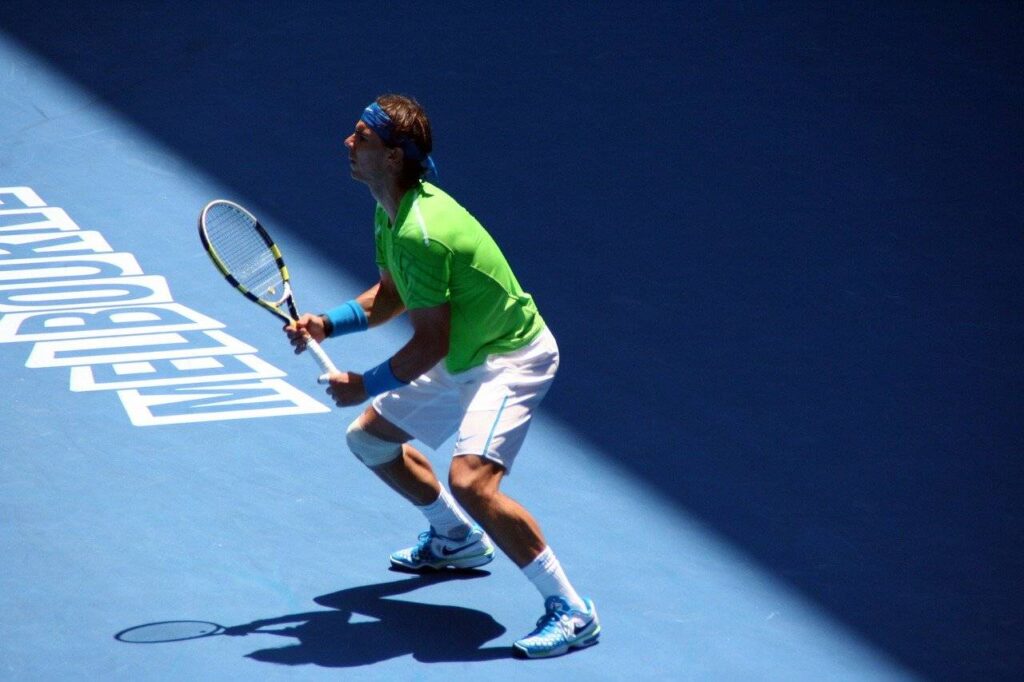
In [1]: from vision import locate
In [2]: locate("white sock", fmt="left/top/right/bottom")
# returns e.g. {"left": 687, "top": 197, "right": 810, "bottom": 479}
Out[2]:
{"left": 522, "top": 546, "right": 586, "bottom": 612}
{"left": 417, "top": 486, "right": 473, "bottom": 539}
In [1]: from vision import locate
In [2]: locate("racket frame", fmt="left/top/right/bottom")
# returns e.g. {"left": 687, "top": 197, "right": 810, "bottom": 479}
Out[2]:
{"left": 198, "top": 199, "right": 338, "bottom": 382}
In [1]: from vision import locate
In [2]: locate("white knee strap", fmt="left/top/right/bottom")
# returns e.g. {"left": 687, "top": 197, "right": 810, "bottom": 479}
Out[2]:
{"left": 346, "top": 421, "right": 402, "bottom": 467}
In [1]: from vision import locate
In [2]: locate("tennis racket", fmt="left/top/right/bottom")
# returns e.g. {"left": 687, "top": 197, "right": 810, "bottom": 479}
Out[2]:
{"left": 198, "top": 199, "right": 338, "bottom": 384}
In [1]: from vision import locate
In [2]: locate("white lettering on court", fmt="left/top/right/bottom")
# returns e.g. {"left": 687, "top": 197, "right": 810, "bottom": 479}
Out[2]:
{"left": 0, "top": 186, "right": 330, "bottom": 425}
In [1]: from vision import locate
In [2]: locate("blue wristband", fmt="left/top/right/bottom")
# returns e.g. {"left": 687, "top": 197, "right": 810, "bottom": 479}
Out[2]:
{"left": 362, "top": 359, "right": 408, "bottom": 397}
{"left": 323, "top": 300, "right": 368, "bottom": 337}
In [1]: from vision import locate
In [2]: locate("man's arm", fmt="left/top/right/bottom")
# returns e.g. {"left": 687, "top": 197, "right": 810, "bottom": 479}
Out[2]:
{"left": 356, "top": 269, "right": 406, "bottom": 328}
{"left": 322, "top": 302, "right": 449, "bottom": 407}
{"left": 285, "top": 270, "right": 406, "bottom": 347}
{"left": 389, "top": 303, "right": 450, "bottom": 382}
{"left": 284, "top": 267, "right": 449, "bottom": 406}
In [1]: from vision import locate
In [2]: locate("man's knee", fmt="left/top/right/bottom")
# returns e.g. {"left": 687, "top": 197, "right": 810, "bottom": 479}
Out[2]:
{"left": 346, "top": 419, "right": 403, "bottom": 468}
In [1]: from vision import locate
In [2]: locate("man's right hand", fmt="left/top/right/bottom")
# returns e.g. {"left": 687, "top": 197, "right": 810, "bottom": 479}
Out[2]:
{"left": 284, "top": 313, "right": 328, "bottom": 354}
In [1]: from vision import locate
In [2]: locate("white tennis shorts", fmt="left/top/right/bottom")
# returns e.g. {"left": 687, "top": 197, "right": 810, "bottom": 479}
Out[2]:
{"left": 372, "top": 327, "right": 559, "bottom": 472}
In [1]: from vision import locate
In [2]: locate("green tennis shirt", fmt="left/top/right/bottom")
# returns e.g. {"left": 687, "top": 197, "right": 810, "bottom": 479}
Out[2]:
{"left": 374, "top": 181, "right": 545, "bottom": 373}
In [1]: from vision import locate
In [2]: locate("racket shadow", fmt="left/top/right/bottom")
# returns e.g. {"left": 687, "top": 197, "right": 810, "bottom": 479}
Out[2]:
{"left": 119, "top": 571, "right": 512, "bottom": 667}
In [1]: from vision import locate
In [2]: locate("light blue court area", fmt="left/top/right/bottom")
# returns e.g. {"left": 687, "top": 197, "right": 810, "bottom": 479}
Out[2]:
{"left": 2, "top": 4, "right": 1022, "bottom": 681}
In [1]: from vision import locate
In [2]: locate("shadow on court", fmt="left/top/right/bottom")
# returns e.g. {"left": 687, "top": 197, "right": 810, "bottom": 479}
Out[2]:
{"left": 120, "top": 572, "right": 510, "bottom": 667}
{"left": 5, "top": 3, "right": 1023, "bottom": 679}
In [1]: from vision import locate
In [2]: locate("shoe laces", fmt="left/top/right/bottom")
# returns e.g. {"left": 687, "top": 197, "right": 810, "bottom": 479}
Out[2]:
{"left": 411, "top": 528, "right": 439, "bottom": 560}
{"left": 530, "top": 597, "right": 574, "bottom": 635}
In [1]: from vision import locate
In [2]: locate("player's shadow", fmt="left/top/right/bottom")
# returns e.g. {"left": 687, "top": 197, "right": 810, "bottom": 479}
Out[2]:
{"left": 223, "top": 570, "right": 510, "bottom": 666}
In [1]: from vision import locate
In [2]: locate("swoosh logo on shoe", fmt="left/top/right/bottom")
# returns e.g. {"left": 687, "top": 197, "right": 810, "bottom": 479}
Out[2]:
{"left": 573, "top": 619, "right": 592, "bottom": 635}
{"left": 441, "top": 542, "right": 478, "bottom": 556}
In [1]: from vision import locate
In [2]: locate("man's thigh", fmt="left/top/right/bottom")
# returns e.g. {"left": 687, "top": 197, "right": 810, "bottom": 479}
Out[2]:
{"left": 357, "top": 404, "right": 413, "bottom": 443}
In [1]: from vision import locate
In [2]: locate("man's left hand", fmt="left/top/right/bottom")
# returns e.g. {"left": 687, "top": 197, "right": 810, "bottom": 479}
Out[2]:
{"left": 324, "top": 372, "right": 368, "bottom": 407}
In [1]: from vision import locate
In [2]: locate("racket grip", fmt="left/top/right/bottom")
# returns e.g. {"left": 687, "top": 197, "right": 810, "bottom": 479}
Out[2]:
{"left": 304, "top": 337, "right": 339, "bottom": 384}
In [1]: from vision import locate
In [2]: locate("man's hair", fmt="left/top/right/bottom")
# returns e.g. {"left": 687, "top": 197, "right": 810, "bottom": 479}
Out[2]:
{"left": 377, "top": 94, "right": 432, "bottom": 185}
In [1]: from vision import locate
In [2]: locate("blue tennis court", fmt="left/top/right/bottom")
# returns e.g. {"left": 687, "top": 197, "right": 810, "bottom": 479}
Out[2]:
{"left": 2, "top": 3, "right": 1021, "bottom": 680}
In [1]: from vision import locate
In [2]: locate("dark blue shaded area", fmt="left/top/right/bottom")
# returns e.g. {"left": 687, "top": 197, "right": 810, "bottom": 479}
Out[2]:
{"left": 113, "top": 572, "right": 508, "bottom": 665}
{"left": 231, "top": 572, "right": 508, "bottom": 666}
{"left": 3, "top": 2, "right": 1022, "bottom": 678}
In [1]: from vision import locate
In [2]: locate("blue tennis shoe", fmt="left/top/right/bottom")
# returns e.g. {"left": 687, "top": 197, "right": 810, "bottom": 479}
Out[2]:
{"left": 389, "top": 525, "right": 494, "bottom": 571}
{"left": 513, "top": 596, "right": 601, "bottom": 658}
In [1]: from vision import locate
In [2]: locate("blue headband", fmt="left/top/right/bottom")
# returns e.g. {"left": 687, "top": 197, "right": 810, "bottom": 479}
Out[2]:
{"left": 361, "top": 102, "right": 437, "bottom": 177}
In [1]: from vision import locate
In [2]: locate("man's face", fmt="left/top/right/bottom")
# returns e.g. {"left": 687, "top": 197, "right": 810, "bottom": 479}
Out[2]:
{"left": 345, "top": 120, "right": 390, "bottom": 183}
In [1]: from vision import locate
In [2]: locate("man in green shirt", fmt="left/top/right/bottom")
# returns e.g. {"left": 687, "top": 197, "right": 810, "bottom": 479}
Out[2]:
{"left": 286, "top": 94, "right": 599, "bottom": 658}
{"left": 371, "top": 179, "right": 546, "bottom": 374}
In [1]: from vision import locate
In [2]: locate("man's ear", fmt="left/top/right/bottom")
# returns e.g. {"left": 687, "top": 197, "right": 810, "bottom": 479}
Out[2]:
{"left": 385, "top": 146, "right": 404, "bottom": 170}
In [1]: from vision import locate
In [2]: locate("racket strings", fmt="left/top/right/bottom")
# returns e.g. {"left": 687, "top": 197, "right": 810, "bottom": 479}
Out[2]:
{"left": 204, "top": 205, "right": 285, "bottom": 300}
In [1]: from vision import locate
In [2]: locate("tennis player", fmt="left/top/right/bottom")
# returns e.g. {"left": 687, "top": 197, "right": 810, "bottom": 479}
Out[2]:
{"left": 285, "top": 94, "right": 599, "bottom": 658}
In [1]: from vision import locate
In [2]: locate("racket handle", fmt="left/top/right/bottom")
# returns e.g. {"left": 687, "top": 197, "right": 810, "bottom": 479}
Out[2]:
{"left": 304, "top": 337, "right": 339, "bottom": 384}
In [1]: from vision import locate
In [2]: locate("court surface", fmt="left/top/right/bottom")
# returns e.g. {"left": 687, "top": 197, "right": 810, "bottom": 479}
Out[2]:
{"left": 2, "top": 4, "right": 1022, "bottom": 680}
